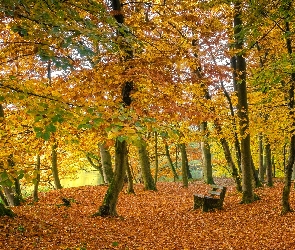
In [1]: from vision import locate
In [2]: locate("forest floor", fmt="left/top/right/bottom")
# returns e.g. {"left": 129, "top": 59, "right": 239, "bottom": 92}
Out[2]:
{"left": 1, "top": 178, "right": 295, "bottom": 249}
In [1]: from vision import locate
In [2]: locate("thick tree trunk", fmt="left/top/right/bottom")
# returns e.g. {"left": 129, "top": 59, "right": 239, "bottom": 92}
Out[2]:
{"left": 0, "top": 189, "right": 8, "bottom": 206}
{"left": 33, "top": 154, "right": 41, "bottom": 202}
{"left": 282, "top": 2, "right": 295, "bottom": 214}
{"left": 3, "top": 187, "right": 16, "bottom": 206}
{"left": 233, "top": 1, "right": 254, "bottom": 203}
{"left": 164, "top": 142, "right": 178, "bottom": 181}
{"left": 200, "top": 122, "right": 214, "bottom": 184}
{"left": 51, "top": 143, "right": 62, "bottom": 189}
{"left": 138, "top": 139, "right": 156, "bottom": 191}
{"left": 99, "top": 143, "right": 114, "bottom": 184}
{"left": 94, "top": 140, "right": 128, "bottom": 217}
{"left": 13, "top": 178, "right": 22, "bottom": 205}
{"left": 0, "top": 203, "right": 15, "bottom": 217}
{"left": 180, "top": 143, "right": 189, "bottom": 188}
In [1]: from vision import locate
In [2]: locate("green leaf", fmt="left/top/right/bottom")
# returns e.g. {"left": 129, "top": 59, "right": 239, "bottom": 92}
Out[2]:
{"left": 0, "top": 178, "right": 13, "bottom": 187}
{"left": 34, "top": 115, "right": 43, "bottom": 122}
{"left": 77, "top": 123, "right": 92, "bottom": 130}
{"left": 117, "top": 135, "right": 127, "bottom": 142}
{"left": 33, "top": 127, "right": 43, "bottom": 133}
{"left": 42, "top": 132, "right": 51, "bottom": 141}
{"left": 9, "top": 75, "right": 16, "bottom": 80}
{"left": 46, "top": 123, "right": 57, "bottom": 133}
{"left": 17, "top": 170, "right": 25, "bottom": 180}
{"left": 52, "top": 114, "right": 64, "bottom": 123}
{"left": 112, "top": 242, "right": 119, "bottom": 247}
{"left": 0, "top": 172, "right": 9, "bottom": 181}
{"left": 36, "top": 131, "right": 43, "bottom": 138}
{"left": 93, "top": 118, "right": 103, "bottom": 126}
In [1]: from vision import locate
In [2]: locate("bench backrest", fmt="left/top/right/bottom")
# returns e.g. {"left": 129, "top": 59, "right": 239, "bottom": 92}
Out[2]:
{"left": 210, "top": 185, "right": 226, "bottom": 201}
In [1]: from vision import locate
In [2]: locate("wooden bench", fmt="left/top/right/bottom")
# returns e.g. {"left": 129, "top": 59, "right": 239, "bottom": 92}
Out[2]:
{"left": 193, "top": 185, "right": 227, "bottom": 212}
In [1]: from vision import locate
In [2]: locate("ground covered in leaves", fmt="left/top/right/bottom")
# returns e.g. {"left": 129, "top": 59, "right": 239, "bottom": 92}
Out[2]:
{"left": 1, "top": 179, "right": 295, "bottom": 249}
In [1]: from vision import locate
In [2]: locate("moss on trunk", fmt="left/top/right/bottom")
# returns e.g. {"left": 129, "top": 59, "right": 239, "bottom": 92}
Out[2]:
{"left": 94, "top": 140, "right": 128, "bottom": 217}
{"left": 51, "top": 143, "right": 62, "bottom": 190}
{"left": 99, "top": 143, "right": 114, "bottom": 184}
{"left": 0, "top": 203, "right": 15, "bottom": 217}
{"left": 138, "top": 139, "right": 156, "bottom": 191}
{"left": 164, "top": 143, "right": 178, "bottom": 181}
{"left": 180, "top": 143, "right": 188, "bottom": 188}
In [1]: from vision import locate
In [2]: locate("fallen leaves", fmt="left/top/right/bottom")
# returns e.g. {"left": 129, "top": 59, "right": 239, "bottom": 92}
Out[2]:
{"left": 1, "top": 179, "right": 295, "bottom": 249}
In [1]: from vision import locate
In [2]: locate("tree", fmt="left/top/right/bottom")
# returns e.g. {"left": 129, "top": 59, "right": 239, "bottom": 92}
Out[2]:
{"left": 138, "top": 139, "right": 156, "bottom": 191}
{"left": 281, "top": 0, "right": 295, "bottom": 214}
{"left": 233, "top": 1, "right": 255, "bottom": 203}
{"left": 94, "top": 139, "right": 127, "bottom": 216}
{"left": 99, "top": 143, "right": 114, "bottom": 184}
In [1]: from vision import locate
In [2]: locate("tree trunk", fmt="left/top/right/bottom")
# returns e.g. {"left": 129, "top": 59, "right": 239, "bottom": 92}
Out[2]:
{"left": 220, "top": 137, "right": 242, "bottom": 192}
{"left": 94, "top": 140, "right": 128, "bottom": 217}
{"left": 0, "top": 189, "right": 8, "bottom": 206}
{"left": 281, "top": 1, "right": 295, "bottom": 214}
{"left": 251, "top": 157, "right": 262, "bottom": 188}
{"left": 14, "top": 178, "right": 22, "bottom": 205}
{"left": 200, "top": 122, "right": 214, "bottom": 184}
{"left": 265, "top": 141, "right": 273, "bottom": 187}
{"left": 99, "top": 143, "right": 114, "bottom": 184}
{"left": 258, "top": 133, "right": 265, "bottom": 182}
{"left": 154, "top": 131, "right": 159, "bottom": 183}
{"left": 164, "top": 142, "right": 178, "bottom": 181}
{"left": 126, "top": 150, "right": 135, "bottom": 194}
{"left": 2, "top": 186, "right": 16, "bottom": 206}
{"left": 33, "top": 154, "right": 41, "bottom": 202}
{"left": 180, "top": 143, "right": 189, "bottom": 188}
{"left": 138, "top": 139, "right": 156, "bottom": 191}
{"left": 233, "top": 1, "right": 254, "bottom": 203}
{"left": 0, "top": 203, "right": 15, "bottom": 217}
{"left": 51, "top": 143, "right": 62, "bottom": 189}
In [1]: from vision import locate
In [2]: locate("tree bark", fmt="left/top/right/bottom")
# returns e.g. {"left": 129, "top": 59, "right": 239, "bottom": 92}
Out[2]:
{"left": 0, "top": 203, "right": 15, "bottom": 217}
{"left": 125, "top": 149, "right": 135, "bottom": 194}
{"left": 0, "top": 189, "right": 8, "bottom": 206}
{"left": 200, "top": 122, "right": 214, "bottom": 184}
{"left": 138, "top": 139, "right": 156, "bottom": 191}
{"left": 154, "top": 131, "right": 159, "bottom": 183}
{"left": 51, "top": 143, "right": 62, "bottom": 189}
{"left": 216, "top": 126, "right": 242, "bottom": 192}
{"left": 264, "top": 141, "right": 273, "bottom": 187}
{"left": 233, "top": 1, "right": 254, "bottom": 203}
{"left": 94, "top": 140, "right": 128, "bottom": 217}
{"left": 126, "top": 159, "right": 135, "bottom": 194}
{"left": 258, "top": 133, "right": 265, "bottom": 182}
{"left": 180, "top": 143, "right": 189, "bottom": 188}
{"left": 281, "top": 1, "right": 295, "bottom": 214}
{"left": 99, "top": 143, "right": 114, "bottom": 184}
{"left": 164, "top": 142, "right": 178, "bottom": 181}
{"left": 0, "top": 105, "right": 20, "bottom": 209}
{"left": 33, "top": 154, "right": 41, "bottom": 202}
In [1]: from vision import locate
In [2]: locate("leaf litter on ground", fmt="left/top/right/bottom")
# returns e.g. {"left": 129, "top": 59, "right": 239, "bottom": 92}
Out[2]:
{"left": 1, "top": 178, "right": 295, "bottom": 249}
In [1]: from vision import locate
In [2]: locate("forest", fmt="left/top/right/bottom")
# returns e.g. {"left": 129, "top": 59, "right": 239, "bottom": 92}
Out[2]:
{"left": 0, "top": 0, "right": 295, "bottom": 249}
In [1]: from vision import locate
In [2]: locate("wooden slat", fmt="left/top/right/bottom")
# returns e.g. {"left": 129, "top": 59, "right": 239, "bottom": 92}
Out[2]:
{"left": 208, "top": 191, "right": 221, "bottom": 196}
